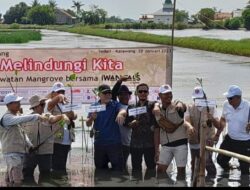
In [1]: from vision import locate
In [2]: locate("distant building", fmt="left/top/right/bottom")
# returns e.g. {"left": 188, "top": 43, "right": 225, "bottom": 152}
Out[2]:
{"left": 139, "top": 0, "right": 173, "bottom": 25}
{"left": 55, "top": 8, "right": 77, "bottom": 25}
{"left": 139, "top": 14, "right": 154, "bottom": 23}
{"left": 232, "top": 9, "right": 243, "bottom": 17}
{"left": 214, "top": 12, "right": 233, "bottom": 21}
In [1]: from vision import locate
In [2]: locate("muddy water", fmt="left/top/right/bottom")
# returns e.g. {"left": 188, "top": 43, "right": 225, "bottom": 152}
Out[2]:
{"left": 0, "top": 30, "right": 249, "bottom": 187}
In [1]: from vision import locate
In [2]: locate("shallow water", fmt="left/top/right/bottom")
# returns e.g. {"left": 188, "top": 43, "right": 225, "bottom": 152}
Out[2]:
{"left": 0, "top": 129, "right": 248, "bottom": 187}
{"left": 114, "top": 29, "right": 250, "bottom": 40}
{"left": 0, "top": 30, "right": 249, "bottom": 187}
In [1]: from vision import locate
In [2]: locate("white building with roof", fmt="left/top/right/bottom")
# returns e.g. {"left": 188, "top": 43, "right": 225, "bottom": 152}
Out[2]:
{"left": 232, "top": 9, "right": 243, "bottom": 18}
{"left": 139, "top": 0, "right": 173, "bottom": 24}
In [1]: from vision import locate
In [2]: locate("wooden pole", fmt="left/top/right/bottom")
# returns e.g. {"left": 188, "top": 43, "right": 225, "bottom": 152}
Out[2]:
{"left": 192, "top": 157, "right": 200, "bottom": 187}
{"left": 205, "top": 146, "right": 250, "bottom": 163}
{"left": 196, "top": 123, "right": 206, "bottom": 186}
{"left": 80, "top": 116, "right": 88, "bottom": 153}
{"left": 169, "top": 0, "right": 176, "bottom": 86}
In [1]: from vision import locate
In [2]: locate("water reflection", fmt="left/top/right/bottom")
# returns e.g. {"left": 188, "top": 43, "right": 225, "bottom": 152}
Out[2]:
{"left": 116, "top": 29, "right": 250, "bottom": 40}
{"left": 0, "top": 145, "right": 248, "bottom": 187}
{"left": 0, "top": 30, "right": 249, "bottom": 187}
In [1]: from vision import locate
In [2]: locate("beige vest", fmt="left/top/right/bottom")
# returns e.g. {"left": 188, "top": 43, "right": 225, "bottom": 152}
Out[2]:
{"left": 159, "top": 103, "right": 187, "bottom": 145}
{"left": 0, "top": 113, "right": 27, "bottom": 154}
{"left": 50, "top": 103, "right": 75, "bottom": 144}
{"left": 23, "top": 115, "right": 53, "bottom": 154}
{"left": 187, "top": 104, "right": 216, "bottom": 144}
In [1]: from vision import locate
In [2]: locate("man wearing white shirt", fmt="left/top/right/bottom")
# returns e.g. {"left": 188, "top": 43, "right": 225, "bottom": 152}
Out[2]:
{"left": 217, "top": 85, "right": 250, "bottom": 177}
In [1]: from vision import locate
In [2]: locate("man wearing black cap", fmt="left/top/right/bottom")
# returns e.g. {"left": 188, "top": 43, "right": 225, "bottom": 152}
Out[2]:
{"left": 112, "top": 76, "right": 132, "bottom": 171}
{"left": 86, "top": 84, "right": 127, "bottom": 172}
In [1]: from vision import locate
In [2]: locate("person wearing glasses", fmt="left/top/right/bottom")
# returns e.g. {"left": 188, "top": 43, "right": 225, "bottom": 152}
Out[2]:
{"left": 124, "top": 83, "right": 158, "bottom": 179}
{"left": 0, "top": 93, "right": 46, "bottom": 187}
{"left": 45, "top": 82, "right": 77, "bottom": 177}
{"left": 86, "top": 84, "right": 127, "bottom": 172}
{"left": 217, "top": 85, "right": 250, "bottom": 179}
{"left": 22, "top": 95, "right": 68, "bottom": 185}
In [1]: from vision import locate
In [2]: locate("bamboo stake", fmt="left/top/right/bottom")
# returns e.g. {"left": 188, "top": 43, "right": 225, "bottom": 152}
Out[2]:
{"left": 192, "top": 157, "right": 200, "bottom": 187}
{"left": 196, "top": 123, "right": 206, "bottom": 187}
{"left": 205, "top": 146, "right": 250, "bottom": 163}
{"left": 79, "top": 117, "right": 88, "bottom": 165}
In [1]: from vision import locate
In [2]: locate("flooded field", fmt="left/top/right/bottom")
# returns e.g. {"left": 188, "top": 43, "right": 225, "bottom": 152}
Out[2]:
{"left": 0, "top": 128, "right": 248, "bottom": 187}
{"left": 0, "top": 30, "right": 249, "bottom": 187}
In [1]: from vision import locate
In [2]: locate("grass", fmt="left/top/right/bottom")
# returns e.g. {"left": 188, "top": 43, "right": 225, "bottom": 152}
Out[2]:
{"left": 0, "top": 24, "right": 249, "bottom": 57}
{"left": 0, "top": 30, "right": 42, "bottom": 43}
{"left": 58, "top": 25, "right": 250, "bottom": 57}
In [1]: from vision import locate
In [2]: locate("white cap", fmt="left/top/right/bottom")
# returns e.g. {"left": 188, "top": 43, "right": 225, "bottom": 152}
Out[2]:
{"left": 51, "top": 82, "right": 65, "bottom": 92}
{"left": 4, "top": 93, "right": 23, "bottom": 105}
{"left": 159, "top": 84, "right": 172, "bottom": 94}
{"left": 192, "top": 86, "right": 205, "bottom": 99}
{"left": 223, "top": 85, "right": 242, "bottom": 98}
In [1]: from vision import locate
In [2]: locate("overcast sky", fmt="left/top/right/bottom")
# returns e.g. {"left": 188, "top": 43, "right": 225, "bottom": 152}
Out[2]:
{"left": 0, "top": 0, "right": 248, "bottom": 19}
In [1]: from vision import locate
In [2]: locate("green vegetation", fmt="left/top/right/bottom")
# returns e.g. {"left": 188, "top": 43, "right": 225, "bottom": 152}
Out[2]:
{"left": 224, "top": 17, "right": 241, "bottom": 30}
{"left": 103, "top": 22, "right": 201, "bottom": 30}
{"left": 27, "top": 5, "right": 55, "bottom": 25}
{"left": 0, "top": 30, "right": 41, "bottom": 43}
{"left": 198, "top": 8, "right": 215, "bottom": 29}
{"left": 58, "top": 26, "right": 250, "bottom": 57}
{"left": 242, "top": 9, "right": 250, "bottom": 30}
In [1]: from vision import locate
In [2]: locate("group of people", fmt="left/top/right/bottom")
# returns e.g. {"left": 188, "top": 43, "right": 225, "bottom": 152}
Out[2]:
{"left": 0, "top": 78, "right": 249, "bottom": 187}
{"left": 0, "top": 82, "right": 77, "bottom": 186}
{"left": 87, "top": 78, "right": 249, "bottom": 183}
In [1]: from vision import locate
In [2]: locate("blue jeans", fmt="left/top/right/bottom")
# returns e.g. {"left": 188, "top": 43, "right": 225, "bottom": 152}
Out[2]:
{"left": 94, "top": 143, "right": 123, "bottom": 171}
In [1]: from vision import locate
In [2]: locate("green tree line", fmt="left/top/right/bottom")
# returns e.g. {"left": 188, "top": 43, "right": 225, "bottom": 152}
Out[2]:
{"left": 1, "top": 0, "right": 250, "bottom": 30}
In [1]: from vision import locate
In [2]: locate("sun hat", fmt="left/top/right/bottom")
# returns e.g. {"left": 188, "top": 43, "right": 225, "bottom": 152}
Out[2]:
{"left": 29, "top": 95, "right": 47, "bottom": 109}
{"left": 118, "top": 85, "right": 132, "bottom": 95}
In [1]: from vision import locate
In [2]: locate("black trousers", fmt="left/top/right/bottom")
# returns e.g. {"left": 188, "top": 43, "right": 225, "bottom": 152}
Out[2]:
{"left": 94, "top": 143, "right": 123, "bottom": 171}
{"left": 52, "top": 143, "right": 71, "bottom": 173}
{"left": 130, "top": 147, "right": 156, "bottom": 172}
{"left": 122, "top": 145, "right": 130, "bottom": 170}
{"left": 23, "top": 153, "right": 52, "bottom": 184}
{"left": 217, "top": 135, "right": 250, "bottom": 175}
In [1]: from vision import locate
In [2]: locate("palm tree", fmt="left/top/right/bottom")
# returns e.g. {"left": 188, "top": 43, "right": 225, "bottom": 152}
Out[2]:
{"left": 31, "top": 0, "right": 40, "bottom": 7}
{"left": 48, "top": 0, "right": 57, "bottom": 9}
{"left": 246, "top": 0, "right": 250, "bottom": 9}
{"left": 72, "top": 0, "right": 84, "bottom": 16}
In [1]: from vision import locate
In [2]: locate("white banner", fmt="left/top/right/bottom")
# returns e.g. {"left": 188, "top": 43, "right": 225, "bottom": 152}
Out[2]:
{"left": 87, "top": 104, "right": 106, "bottom": 113}
{"left": 194, "top": 99, "right": 217, "bottom": 108}
{"left": 60, "top": 104, "right": 82, "bottom": 113}
{"left": 128, "top": 106, "right": 147, "bottom": 116}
